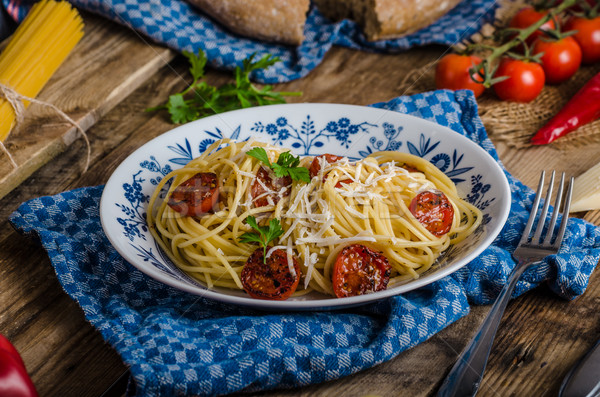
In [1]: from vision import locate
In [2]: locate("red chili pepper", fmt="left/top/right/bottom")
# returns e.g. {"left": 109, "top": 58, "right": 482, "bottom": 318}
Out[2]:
{"left": 531, "top": 71, "right": 600, "bottom": 145}
{"left": 0, "top": 334, "right": 39, "bottom": 397}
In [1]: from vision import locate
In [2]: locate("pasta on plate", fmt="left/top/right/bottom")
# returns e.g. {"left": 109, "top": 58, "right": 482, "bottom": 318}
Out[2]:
{"left": 147, "top": 139, "right": 482, "bottom": 300}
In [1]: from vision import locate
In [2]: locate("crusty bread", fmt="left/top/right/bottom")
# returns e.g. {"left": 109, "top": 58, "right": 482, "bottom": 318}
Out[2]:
{"left": 186, "top": 0, "right": 310, "bottom": 45}
{"left": 314, "top": 0, "right": 463, "bottom": 41}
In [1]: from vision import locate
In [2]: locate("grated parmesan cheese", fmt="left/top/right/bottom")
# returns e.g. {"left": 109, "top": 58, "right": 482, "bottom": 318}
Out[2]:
{"left": 237, "top": 170, "right": 256, "bottom": 178}
{"left": 286, "top": 238, "right": 297, "bottom": 279}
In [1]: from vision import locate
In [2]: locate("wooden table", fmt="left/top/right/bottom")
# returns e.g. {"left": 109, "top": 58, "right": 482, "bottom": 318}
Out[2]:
{"left": 1, "top": 12, "right": 600, "bottom": 397}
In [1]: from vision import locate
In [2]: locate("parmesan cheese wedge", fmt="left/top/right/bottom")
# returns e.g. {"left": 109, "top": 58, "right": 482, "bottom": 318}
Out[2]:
{"left": 570, "top": 162, "right": 600, "bottom": 213}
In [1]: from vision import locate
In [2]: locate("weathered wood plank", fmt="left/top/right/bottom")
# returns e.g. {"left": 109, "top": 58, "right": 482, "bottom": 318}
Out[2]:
{"left": 0, "top": 12, "right": 176, "bottom": 201}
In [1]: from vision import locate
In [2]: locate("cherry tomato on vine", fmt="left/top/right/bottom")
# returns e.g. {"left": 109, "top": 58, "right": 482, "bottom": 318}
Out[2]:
{"left": 241, "top": 248, "right": 300, "bottom": 300}
{"left": 332, "top": 244, "right": 391, "bottom": 298}
{"left": 409, "top": 190, "right": 454, "bottom": 236}
{"left": 435, "top": 54, "right": 485, "bottom": 97}
{"left": 564, "top": 16, "right": 600, "bottom": 64}
{"left": 509, "top": 6, "right": 556, "bottom": 45}
{"left": 493, "top": 58, "right": 545, "bottom": 103}
{"left": 532, "top": 36, "right": 582, "bottom": 84}
{"left": 168, "top": 172, "right": 219, "bottom": 216}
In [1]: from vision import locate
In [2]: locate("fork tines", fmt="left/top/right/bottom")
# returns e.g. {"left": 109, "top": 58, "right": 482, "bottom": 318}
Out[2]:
{"left": 520, "top": 170, "right": 574, "bottom": 249}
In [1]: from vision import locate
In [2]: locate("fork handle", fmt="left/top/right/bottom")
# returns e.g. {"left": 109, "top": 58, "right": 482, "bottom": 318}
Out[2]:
{"left": 437, "top": 261, "right": 531, "bottom": 397}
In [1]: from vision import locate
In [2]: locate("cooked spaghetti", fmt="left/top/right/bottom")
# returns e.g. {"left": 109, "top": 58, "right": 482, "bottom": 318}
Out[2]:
{"left": 147, "top": 139, "right": 482, "bottom": 298}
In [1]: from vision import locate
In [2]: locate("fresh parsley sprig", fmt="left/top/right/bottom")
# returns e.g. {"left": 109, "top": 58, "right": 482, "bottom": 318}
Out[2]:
{"left": 239, "top": 216, "right": 284, "bottom": 263}
{"left": 148, "top": 50, "right": 301, "bottom": 124}
{"left": 246, "top": 147, "right": 310, "bottom": 183}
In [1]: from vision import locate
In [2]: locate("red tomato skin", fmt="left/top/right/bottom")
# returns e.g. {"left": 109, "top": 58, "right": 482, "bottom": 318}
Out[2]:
{"left": 0, "top": 335, "right": 38, "bottom": 397}
{"left": 241, "top": 248, "right": 300, "bottom": 300}
{"left": 0, "top": 334, "right": 25, "bottom": 368}
{"left": 435, "top": 54, "right": 485, "bottom": 97}
{"left": 0, "top": 350, "right": 39, "bottom": 397}
{"left": 565, "top": 16, "right": 600, "bottom": 64}
{"left": 309, "top": 154, "right": 344, "bottom": 179}
{"left": 409, "top": 190, "right": 454, "bottom": 236}
{"left": 335, "top": 178, "right": 353, "bottom": 188}
{"left": 167, "top": 172, "right": 219, "bottom": 216}
{"left": 332, "top": 244, "right": 391, "bottom": 298}
{"left": 493, "top": 58, "right": 546, "bottom": 103}
{"left": 533, "top": 36, "right": 582, "bottom": 84}
{"left": 509, "top": 7, "right": 556, "bottom": 45}
{"left": 251, "top": 166, "right": 292, "bottom": 207}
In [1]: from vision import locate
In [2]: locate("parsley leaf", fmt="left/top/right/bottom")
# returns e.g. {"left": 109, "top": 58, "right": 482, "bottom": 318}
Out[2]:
{"left": 185, "top": 49, "right": 207, "bottom": 81}
{"left": 272, "top": 152, "right": 310, "bottom": 183}
{"left": 166, "top": 93, "right": 197, "bottom": 124}
{"left": 246, "top": 147, "right": 310, "bottom": 183}
{"left": 245, "top": 147, "right": 272, "bottom": 167}
{"left": 283, "top": 166, "right": 311, "bottom": 183}
{"left": 239, "top": 216, "right": 284, "bottom": 263}
{"left": 148, "top": 50, "right": 301, "bottom": 123}
{"left": 274, "top": 151, "right": 300, "bottom": 168}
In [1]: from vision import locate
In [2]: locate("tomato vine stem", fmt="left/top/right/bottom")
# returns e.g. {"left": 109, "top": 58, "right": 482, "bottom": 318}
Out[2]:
{"left": 468, "top": 0, "right": 578, "bottom": 87}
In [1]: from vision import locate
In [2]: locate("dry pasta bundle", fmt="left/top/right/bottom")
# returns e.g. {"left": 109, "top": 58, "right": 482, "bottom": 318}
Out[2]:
{"left": 0, "top": 0, "right": 84, "bottom": 141}
{"left": 147, "top": 139, "right": 482, "bottom": 300}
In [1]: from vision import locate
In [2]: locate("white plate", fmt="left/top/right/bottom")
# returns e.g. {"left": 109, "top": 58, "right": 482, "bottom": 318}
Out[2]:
{"left": 100, "top": 103, "right": 511, "bottom": 310}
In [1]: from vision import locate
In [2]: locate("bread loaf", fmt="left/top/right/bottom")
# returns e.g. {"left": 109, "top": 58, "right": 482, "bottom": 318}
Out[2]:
{"left": 186, "top": 0, "right": 310, "bottom": 45}
{"left": 314, "top": 0, "right": 463, "bottom": 41}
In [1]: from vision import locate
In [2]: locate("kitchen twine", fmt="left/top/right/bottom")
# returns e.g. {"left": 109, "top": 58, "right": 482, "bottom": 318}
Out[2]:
{"left": 0, "top": 83, "right": 91, "bottom": 172}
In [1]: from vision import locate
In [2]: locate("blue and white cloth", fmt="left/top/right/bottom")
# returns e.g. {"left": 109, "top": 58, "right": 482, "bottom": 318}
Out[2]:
{"left": 9, "top": 90, "right": 600, "bottom": 396}
{"left": 3, "top": 0, "right": 498, "bottom": 83}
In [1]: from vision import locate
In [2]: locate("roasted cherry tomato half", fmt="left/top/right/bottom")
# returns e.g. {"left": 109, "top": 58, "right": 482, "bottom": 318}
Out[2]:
{"left": 309, "top": 154, "right": 344, "bottom": 179}
{"left": 241, "top": 247, "right": 300, "bottom": 300}
{"left": 332, "top": 244, "right": 391, "bottom": 298}
{"left": 435, "top": 54, "right": 485, "bottom": 97}
{"left": 335, "top": 178, "right": 353, "bottom": 188}
{"left": 409, "top": 190, "right": 454, "bottom": 236}
{"left": 251, "top": 166, "right": 292, "bottom": 207}
{"left": 509, "top": 6, "right": 556, "bottom": 45}
{"left": 532, "top": 36, "right": 582, "bottom": 84}
{"left": 492, "top": 58, "right": 545, "bottom": 103}
{"left": 564, "top": 16, "right": 600, "bottom": 64}
{"left": 167, "top": 172, "right": 219, "bottom": 216}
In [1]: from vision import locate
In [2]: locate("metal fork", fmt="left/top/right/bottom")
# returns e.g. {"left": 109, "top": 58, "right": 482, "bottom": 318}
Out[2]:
{"left": 437, "top": 170, "right": 574, "bottom": 397}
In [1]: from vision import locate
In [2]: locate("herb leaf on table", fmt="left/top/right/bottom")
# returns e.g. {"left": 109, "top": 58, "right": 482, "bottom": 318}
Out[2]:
{"left": 149, "top": 50, "right": 301, "bottom": 124}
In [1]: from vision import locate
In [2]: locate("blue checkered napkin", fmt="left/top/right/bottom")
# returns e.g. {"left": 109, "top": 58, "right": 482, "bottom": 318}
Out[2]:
{"left": 10, "top": 188, "right": 469, "bottom": 396}
{"left": 4, "top": 0, "right": 498, "bottom": 83}
{"left": 10, "top": 91, "right": 600, "bottom": 396}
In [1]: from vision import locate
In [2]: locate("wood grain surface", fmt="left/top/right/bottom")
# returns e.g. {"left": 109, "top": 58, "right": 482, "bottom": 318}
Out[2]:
{"left": 1, "top": 13, "right": 599, "bottom": 397}
{"left": 0, "top": 12, "right": 176, "bottom": 201}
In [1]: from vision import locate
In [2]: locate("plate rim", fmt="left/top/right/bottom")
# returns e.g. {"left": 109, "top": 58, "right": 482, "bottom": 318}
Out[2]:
{"left": 100, "top": 102, "right": 512, "bottom": 310}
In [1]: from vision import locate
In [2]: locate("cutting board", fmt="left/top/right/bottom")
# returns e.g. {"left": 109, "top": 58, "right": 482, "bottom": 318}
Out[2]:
{"left": 0, "top": 13, "right": 176, "bottom": 200}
